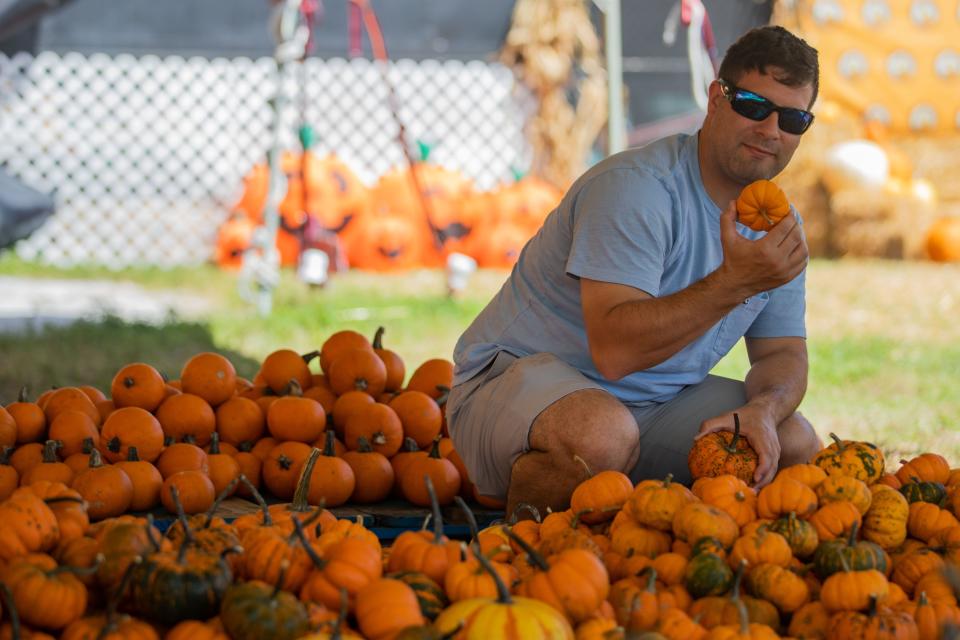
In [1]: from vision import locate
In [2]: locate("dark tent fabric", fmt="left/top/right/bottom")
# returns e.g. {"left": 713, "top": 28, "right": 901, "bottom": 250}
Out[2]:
{"left": 0, "top": 0, "right": 74, "bottom": 42}
{"left": 0, "top": 168, "right": 55, "bottom": 250}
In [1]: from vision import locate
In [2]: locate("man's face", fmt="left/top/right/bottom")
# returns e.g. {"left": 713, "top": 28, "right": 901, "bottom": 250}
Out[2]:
{"left": 706, "top": 68, "right": 815, "bottom": 185}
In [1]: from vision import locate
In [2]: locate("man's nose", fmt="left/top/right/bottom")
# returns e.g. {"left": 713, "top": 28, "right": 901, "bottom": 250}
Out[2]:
{"left": 756, "top": 111, "right": 781, "bottom": 139}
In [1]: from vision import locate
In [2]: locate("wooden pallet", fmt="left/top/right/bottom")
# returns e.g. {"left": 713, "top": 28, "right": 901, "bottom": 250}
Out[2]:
{"left": 152, "top": 496, "right": 506, "bottom": 541}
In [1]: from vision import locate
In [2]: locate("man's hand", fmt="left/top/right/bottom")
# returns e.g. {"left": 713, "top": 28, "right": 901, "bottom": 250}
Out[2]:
{"left": 714, "top": 200, "right": 809, "bottom": 299}
{"left": 695, "top": 404, "right": 781, "bottom": 487}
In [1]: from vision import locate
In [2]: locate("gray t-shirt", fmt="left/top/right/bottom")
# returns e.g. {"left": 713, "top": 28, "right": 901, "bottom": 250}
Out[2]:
{"left": 452, "top": 132, "right": 806, "bottom": 405}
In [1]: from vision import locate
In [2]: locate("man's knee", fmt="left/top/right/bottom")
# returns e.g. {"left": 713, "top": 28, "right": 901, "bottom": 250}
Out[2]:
{"left": 529, "top": 388, "right": 639, "bottom": 471}
{"left": 778, "top": 412, "right": 822, "bottom": 465}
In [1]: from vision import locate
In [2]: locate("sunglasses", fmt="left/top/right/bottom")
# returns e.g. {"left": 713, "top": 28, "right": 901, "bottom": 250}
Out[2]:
{"left": 718, "top": 79, "right": 815, "bottom": 135}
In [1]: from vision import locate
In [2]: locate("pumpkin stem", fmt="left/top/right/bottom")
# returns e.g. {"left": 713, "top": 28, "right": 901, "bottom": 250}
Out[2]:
{"left": 145, "top": 514, "right": 162, "bottom": 551}
{"left": 453, "top": 495, "right": 480, "bottom": 545}
{"left": 508, "top": 502, "right": 542, "bottom": 524}
{"left": 731, "top": 559, "right": 747, "bottom": 600}
{"left": 733, "top": 598, "right": 750, "bottom": 635}
{"left": 322, "top": 430, "right": 338, "bottom": 457}
{"left": 106, "top": 436, "right": 122, "bottom": 454}
{"left": 424, "top": 474, "right": 446, "bottom": 544}
{"left": 372, "top": 327, "right": 386, "bottom": 350}
{"left": 725, "top": 413, "right": 743, "bottom": 453}
{"left": 427, "top": 436, "right": 443, "bottom": 459}
{"left": 0, "top": 446, "right": 12, "bottom": 466}
{"left": 332, "top": 587, "right": 350, "bottom": 639}
{"left": 291, "top": 515, "right": 328, "bottom": 570}
{"left": 301, "top": 349, "right": 320, "bottom": 364}
{"left": 572, "top": 454, "right": 594, "bottom": 478}
{"left": 474, "top": 542, "right": 514, "bottom": 605}
{"left": 289, "top": 447, "right": 323, "bottom": 513}
{"left": 126, "top": 446, "right": 141, "bottom": 462}
{"left": 866, "top": 593, "right": 880, "bottom": 617}
{"left": 643, "top": 567, "right": 659, "bottom": 592}
{"left": 208, "top": 432, "right": 222, "bottom": 455}
{"left": 838, "top": 553, "right": 852, "bottom": 573}
{"left": 272, "top": 560, "right": 290, "bottom": 598}
{"left": 41, "top": 439, "right": 61, "bottom": 463}
{"left": 0, "top": 583, "right": 20, "bottom": 640}
{"left": 356, "top": 435, "right": 374, "bottom": 453}
{"left": 918, "top": 591, "right": 929, "bottom": 607}
{"left": 282, "top": 379, "right": 304, "bottom": 397}
{"left": 48, "top": 553, "right": 104, "bottom": 578}
{"left": 846, "top": 520, "right": 860, "bottom": 547}
{"left": 663, "top": 473, "right": 673, "bottom": 487}
{"left": 87, "top": 448, "right": 105, "bottom": 468}
{"left": 570, "top": 508, "right": 592, "bottom": 530}
{"left": 503, "top": 526, "right": 550, "bottom": 572}
{"left": 829, "top": 433, "right": 845, "bottom": 451}
{"left": 106, "top": 555, "right": 143, "bottom": 628}
{"left": 169, "top": 486, "right": 195, "bottom": 563}
{"left": 302, "top": 504, "right": 330, "bottom": 536}
{"left": 238, "top": 474, "right": 274, "bottom": 526}
{"left": 17, "top": 385, "right": 28, "bottom": 403}
{"left": 398, "top": 437, "right": 420, "bottom": 454}
{"left": 435, "top": 385, "right": 450, "bottom": 406}
{"left": 204, "top": 474, "right": 241, "bottom": 529}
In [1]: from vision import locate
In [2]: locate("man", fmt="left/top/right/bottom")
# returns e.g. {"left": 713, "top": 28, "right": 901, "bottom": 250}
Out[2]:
{"left": 446, "top": 25, "right": 823, "bottom": 516}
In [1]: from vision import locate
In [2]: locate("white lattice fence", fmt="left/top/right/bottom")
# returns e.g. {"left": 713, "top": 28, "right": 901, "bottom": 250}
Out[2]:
{"left": 0, "top": 51, "right": 532, "bottom": 268}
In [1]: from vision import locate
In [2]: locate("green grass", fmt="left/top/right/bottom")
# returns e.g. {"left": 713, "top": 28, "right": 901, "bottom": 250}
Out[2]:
{"left": 3, "top": 253, "right": 960, "bottom": 464}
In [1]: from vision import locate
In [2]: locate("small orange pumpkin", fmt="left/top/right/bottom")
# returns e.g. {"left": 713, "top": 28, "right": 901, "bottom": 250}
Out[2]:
{"left": 688, "top": 413, "right": 759, "bottom": 485}
{"left": 736, "top": 179, "right": 791, "bottom": 232}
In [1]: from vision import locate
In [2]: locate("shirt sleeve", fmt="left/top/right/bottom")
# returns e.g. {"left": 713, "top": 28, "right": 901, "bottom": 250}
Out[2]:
{"left": 744, "top": 268, "right": 807, "bottom": 338}
{"left": 565, "top": 168, "right": 675, "bottom": 297}
{"left": 744, "top": 204, "right": 807, "bottom": 341}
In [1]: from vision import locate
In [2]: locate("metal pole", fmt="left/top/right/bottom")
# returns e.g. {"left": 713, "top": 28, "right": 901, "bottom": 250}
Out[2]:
{"left": 604, "top": 0, "right": 627, "bottom": 154}
{"left": 238, "top": 0, "right": 306, "bottom": 316}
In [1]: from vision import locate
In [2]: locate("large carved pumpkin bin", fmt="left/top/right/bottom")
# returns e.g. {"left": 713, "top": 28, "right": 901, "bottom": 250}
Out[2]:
{"left": 462, "top": 169, "right": 563, "bottom": 268}
{"left": 343, "top": 142, "right": 477, "bottom": 268}
{"left": 224, "top": 149, "right": 369, "bottom": 269}
{"left": 468, "top": 219, "right": 534, "bottom": 269}
{"left": 289, "top": 151, "right": 370, "bottom": 235}
{"left": 491, "top": 169, "right": 563, "bottom": 235}
{"left": 233, "top": 150, "right": 368, "bottom": 233}
{"left": 214, "top": 215, "right": 255, "bottom": 270}
{"left": 340, "top": 208, "right": 429, "bottom": 271}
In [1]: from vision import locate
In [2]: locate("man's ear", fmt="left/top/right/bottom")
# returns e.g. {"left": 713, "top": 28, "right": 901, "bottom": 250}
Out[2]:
{"left": 704, "top": 79, "right": 724, "bottom": 116}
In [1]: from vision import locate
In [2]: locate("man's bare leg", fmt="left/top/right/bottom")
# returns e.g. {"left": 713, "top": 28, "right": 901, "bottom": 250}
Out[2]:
{"left": 505, "top": 389, "right": 640, "bottom": 518}
{"left": 777, "top": 411, "right": 822, "bottom": 468}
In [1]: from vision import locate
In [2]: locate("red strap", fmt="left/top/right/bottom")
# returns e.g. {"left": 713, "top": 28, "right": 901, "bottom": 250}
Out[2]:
{"left": 348, "top": 1, "right": 363, "bottom": 57}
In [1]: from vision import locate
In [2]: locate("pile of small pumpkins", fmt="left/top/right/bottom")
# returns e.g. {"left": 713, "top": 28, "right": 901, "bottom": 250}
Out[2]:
{"left": 0, "top": 327, "right": 492, "bottom": 522}
{"left": 5, "top": 328, "right": 960, "bottom": 638}
{"left": 215, "top": 149, "right": 563, "bottom": 272}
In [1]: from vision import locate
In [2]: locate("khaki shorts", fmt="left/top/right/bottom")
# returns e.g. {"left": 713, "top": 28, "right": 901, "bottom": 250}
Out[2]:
{"left": 446, "top": 351, "right": 747, "bottom": 500}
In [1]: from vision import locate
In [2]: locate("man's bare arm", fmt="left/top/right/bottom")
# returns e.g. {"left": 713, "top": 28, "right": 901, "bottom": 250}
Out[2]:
{"left": 581, "top": 201, "right": 808, "bottom": 380}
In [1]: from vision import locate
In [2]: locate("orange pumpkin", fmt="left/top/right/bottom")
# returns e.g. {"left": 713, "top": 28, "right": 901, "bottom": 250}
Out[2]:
{"left": 736, "top": 179, "right": 791, "bottom": 232}
{"left": 109, "top": 362, "right": 166, "bottom": 412}
{"left": 925, "top": 216, "right": 960, "bottom": 262}
{"left": 687, "top": 413, "right": 758, "bottom": 485}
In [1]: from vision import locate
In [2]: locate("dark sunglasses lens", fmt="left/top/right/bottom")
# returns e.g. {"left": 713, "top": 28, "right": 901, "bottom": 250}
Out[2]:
{"left": 778, "top": 109, "right": 813, "bottom": 134}
{"left": 731, "top": 96, "right": 773, "bottom": 122}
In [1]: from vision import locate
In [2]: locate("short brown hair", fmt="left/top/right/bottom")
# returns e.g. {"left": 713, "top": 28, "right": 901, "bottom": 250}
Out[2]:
{"left": 718, "top": 26, "right": 820, "bottom": 107}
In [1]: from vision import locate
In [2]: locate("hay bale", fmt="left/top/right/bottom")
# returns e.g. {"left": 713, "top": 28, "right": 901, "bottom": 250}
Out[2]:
{"left": 776, "top": 111, "right": 960, "bottom": 258}
{"left": 828, "top": 185, "right": 940, "bottom": 259}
